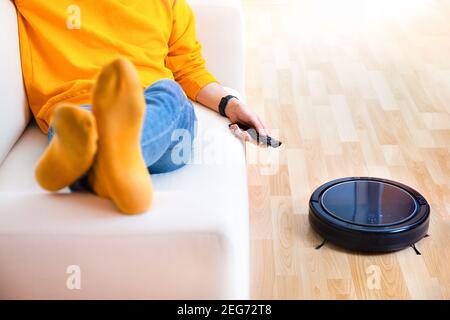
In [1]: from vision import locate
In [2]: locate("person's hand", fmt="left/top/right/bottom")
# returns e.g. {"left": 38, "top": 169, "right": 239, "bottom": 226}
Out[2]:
{"left": 225, "top": 98, "right": 269, "bottom": 147}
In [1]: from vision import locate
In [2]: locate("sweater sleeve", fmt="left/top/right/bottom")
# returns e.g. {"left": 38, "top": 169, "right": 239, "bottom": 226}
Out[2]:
{"left": 166, "top": 0, "right": 218, "bottom": 101}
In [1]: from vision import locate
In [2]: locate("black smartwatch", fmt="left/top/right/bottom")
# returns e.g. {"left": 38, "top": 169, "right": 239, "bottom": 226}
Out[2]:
{"left": 219, "top": 95, "right": 238, "bottom": 117}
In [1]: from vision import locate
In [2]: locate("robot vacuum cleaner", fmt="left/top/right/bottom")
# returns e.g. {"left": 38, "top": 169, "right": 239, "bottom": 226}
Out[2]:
{"left": 309, "top": 177, "right": 430, "bottom": 253}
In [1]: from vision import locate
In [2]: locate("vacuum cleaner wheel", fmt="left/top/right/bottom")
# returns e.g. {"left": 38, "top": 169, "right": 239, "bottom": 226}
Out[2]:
{"left": 309, "top": 177, "right": 430, "bottom": 253}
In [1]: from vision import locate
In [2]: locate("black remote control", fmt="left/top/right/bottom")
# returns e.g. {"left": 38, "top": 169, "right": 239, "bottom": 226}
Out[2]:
{"left": 228, "top": 122, "right": 283, "bottom": 148}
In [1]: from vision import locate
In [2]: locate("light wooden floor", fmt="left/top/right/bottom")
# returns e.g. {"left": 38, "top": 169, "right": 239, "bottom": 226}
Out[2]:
{"left": 243, "top": 0, "right": 450, "bottom": 299}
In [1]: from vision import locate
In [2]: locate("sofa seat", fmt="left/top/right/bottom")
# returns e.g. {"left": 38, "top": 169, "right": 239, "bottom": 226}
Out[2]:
{"left": 0, "top": 95, "right": 249, "bottom": 299}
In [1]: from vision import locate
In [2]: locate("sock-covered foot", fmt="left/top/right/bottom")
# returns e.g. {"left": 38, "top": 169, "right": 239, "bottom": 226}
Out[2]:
{"left": 88, "top": 57, "right": 153, "bottom": 214}
{"left": 35, "top": 104, "right": 98, "bottom": 191}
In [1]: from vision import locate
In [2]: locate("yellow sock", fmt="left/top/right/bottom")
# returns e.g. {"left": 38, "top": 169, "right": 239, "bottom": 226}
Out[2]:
{"left": 35, "top": 104, "right": 98, "bottom": 191}
{"left": 88, "top": 57, "right": 153, "bottom": 214}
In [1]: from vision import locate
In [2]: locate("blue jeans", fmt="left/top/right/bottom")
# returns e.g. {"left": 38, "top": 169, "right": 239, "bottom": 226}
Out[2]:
{"left": 48, "top": 79, "right": 197, "bottom": 190}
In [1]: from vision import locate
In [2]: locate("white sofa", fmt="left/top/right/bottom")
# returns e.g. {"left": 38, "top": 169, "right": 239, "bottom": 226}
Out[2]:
{"left": 0, "top": 0, "right": 249, "bottom": 299}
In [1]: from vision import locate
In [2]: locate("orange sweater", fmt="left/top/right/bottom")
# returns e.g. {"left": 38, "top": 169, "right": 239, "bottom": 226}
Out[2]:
{"left": 15, "top": 0, "right": 217, "bottom": 133}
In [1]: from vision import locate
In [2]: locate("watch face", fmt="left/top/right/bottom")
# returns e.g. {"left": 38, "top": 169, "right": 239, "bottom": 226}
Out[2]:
{"left": 321, "top": 180, "right": 418, "bottom": 227}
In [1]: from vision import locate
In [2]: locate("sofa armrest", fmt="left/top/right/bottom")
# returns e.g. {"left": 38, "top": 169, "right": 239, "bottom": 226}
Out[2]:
{"left": 0, "top": 0, "right": 30, "bottom": 165}
{"left": 189, "top": 0, "right": 245, "bottom": 96}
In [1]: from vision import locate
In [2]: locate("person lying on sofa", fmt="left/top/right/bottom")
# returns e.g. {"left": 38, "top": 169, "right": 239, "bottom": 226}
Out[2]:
{"left": 14, "top": 0, "right": 268, "bottom": 214}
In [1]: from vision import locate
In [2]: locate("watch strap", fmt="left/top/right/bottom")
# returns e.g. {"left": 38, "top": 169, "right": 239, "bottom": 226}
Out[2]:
{"left": 219, "top": 95, "right": 238, "bottom": 117}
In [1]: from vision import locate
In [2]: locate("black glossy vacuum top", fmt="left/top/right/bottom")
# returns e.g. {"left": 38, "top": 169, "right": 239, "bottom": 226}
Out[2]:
{"left": 309, "top": 177, "right": 430, "bottom": 253}
{"left": 321, "top": 180, "right": 417, "bottom": 227}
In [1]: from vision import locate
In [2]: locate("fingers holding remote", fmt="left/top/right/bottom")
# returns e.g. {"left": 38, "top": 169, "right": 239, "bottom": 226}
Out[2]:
{"left": 252, "top": 115, "right": 270, "bottom": 137}
{"left": 229, "top": 123, "right": 269, "bottom": 148}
